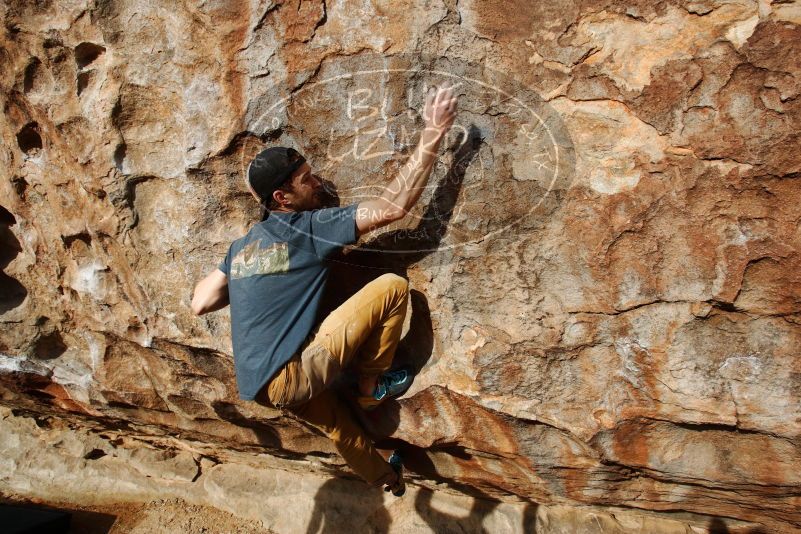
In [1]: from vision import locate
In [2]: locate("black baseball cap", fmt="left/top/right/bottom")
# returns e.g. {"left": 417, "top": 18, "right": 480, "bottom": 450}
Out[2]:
{"left": 247, "top": 147, "right": 306, "bottom": 204}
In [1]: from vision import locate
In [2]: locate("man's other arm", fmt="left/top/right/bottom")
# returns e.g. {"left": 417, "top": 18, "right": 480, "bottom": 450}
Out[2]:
{"left": 356, "top": 84, "right": 458, "bottom": 237}
{"left": 191, "top": 269, "right": 229, "bottom": 315}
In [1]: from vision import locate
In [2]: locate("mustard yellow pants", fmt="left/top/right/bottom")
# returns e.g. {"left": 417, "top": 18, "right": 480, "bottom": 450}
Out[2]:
{"left": 254, "top": 273, "right": 409, "bottom": 485}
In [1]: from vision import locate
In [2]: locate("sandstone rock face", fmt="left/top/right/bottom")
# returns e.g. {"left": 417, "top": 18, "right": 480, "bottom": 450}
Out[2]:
{"left": 1, "top": 0, "right": 800, "bottom": 532}
{"left": 8, "top": 405, "right": 767, "bottom": 534}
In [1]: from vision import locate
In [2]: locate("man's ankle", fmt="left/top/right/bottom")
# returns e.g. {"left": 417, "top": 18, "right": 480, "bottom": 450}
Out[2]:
{"left": 372, "top": 470, "right": 398, "bottom": 488}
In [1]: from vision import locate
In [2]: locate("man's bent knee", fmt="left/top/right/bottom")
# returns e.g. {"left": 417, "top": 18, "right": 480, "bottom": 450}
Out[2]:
{"left": 373, "top": 273, "right": 408, "bottom": 298}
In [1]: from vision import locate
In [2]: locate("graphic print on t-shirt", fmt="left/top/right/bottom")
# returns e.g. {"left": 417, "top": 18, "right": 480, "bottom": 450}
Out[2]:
{"left": 230, "top": 240, "right": 289, "bottom": 280}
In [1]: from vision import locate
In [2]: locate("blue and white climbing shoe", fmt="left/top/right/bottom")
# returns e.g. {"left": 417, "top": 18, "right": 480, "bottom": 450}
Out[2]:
{"left": 357, "top": 366, "right": 414, "bottom": 411}
{"left": 384, "top": 450, "right": 406, "bottom": 497}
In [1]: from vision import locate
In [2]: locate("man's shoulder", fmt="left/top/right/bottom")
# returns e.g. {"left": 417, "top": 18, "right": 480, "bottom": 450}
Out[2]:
{"left": 225, "top": 223, "right": 272, "bottom": 257}
{"left": 231, "top": 224, "right": 260, "bottom": 244}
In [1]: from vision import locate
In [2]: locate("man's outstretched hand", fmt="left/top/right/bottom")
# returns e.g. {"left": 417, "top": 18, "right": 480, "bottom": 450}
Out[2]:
{"left": 423, "top": 83, "right": 458, "bottom": 134}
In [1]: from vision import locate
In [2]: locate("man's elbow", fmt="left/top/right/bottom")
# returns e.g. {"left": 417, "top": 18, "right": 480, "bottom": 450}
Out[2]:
{"left": 190, "top": 299, "right": 206, "bottom": 316}
{"left": 383, "top": 205, "right": 407, "bottom": 223}
{"left": 190, "top": 288, "right": 208, "bottom": 316}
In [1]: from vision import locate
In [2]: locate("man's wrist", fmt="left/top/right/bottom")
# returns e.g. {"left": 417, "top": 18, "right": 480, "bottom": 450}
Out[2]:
{"left": 419, "top": 126, "right": 446, "bottom": 156}
{"left": 422, "top": 125, "right": 448, "bottom": 141}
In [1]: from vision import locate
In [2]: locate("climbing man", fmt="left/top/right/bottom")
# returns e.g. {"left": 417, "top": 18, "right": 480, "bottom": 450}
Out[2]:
{"left": 191, "top": 83, "right": 458, "bottom": 495}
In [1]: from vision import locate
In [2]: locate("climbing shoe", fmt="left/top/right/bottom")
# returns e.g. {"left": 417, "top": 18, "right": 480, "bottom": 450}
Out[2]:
{"left": 356, "top": 365, "right": 414, "bottom": 411}
{"left": 384, "top": 450, "right": 406, "bottom": 497}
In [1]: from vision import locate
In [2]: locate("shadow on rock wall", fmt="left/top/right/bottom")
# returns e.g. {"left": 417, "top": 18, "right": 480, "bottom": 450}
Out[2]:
{"left": 305, "top": 445, "right": 540, "bottom": 533}
{"left": 0, "top": 205, "right": 26, "bottom": 316}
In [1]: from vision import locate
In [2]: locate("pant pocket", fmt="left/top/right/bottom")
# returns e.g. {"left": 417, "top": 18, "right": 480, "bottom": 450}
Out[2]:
{"left": 300, "top": 342, "right": 342, "bottom": 399}
{"left": 267, "top": 373, "right": 290, "bottom": 408}
{"left": 268, "top": 358, "right": 300, "bottom": 408}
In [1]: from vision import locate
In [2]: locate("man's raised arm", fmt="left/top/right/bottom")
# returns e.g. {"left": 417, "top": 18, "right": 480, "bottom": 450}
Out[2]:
{"left": 356, "top": 83, "right": 458, "bottom": 236}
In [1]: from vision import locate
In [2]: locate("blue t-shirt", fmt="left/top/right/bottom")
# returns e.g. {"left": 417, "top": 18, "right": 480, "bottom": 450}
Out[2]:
{"left": 218, "top": 204, "right": 359, "bottom": 400}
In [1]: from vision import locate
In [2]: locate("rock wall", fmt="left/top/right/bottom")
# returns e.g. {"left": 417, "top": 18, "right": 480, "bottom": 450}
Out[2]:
{"left": 1, "top": 0, "right": 800, "bottom": 532}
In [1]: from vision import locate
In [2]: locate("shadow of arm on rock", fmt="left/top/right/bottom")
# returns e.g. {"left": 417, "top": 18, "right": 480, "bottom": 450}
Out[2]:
{"left": 351, "top": 124, "right": 484, "bottom": 268}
